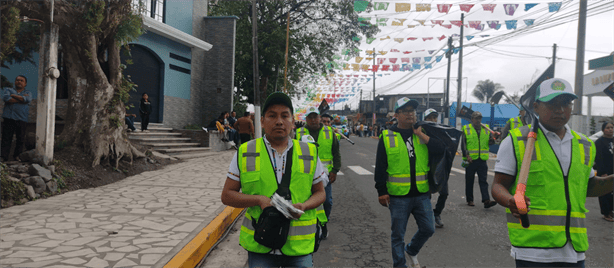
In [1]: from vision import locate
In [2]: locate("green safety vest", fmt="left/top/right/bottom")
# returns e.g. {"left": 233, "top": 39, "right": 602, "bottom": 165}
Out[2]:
{"left": 508, "top": 116, "right": 525, "bottom": 130}
{"left": 463, "top": 124, "right": 490, "bottom": 161}
{"left": 508, "top": 125, "right": 595, "bottom": 252}
{"left": 380, "top": 129, "right": 430, "bottom": 195}
{"left": 296, "top": 126, "right": 334, "bottom": 173}
{"left": 237, "top": 138, "right": 318, "bottom": 256}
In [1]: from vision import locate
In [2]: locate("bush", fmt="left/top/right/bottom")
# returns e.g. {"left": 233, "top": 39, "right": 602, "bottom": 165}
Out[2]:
{"left": 1, "top": 163, "right": 30, "bottom": 205}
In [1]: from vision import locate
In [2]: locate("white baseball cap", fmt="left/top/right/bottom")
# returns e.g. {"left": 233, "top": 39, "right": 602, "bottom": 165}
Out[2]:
{"left": 423, "top": 108, "right": 438, "bottom": 119}
{"left": 300, "top": 135, "right": 316, "bottom": 144}
{"left": 536, "top": 78, "right": 578, "bottom": 102}
{"left": 394, "top": 97, "right": 419, "bottom": 112}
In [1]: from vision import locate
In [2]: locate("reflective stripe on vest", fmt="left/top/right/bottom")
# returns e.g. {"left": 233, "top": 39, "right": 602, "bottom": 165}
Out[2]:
{"left": 296, "top": 127, "right": 334, "bottom": 172}
{"left": 509, "top": 116, "right": 524, "bottom": 130}
{"left": 316, "top": 204, "right": 328, "bottom": 224}
{"left": 508, "top": 126, "right": 594, "bottom": 251}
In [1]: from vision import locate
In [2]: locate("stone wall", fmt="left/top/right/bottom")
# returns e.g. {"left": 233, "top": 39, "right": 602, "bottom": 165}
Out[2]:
{"left": 173, "top": 129, "right": 209, "bottom": 147}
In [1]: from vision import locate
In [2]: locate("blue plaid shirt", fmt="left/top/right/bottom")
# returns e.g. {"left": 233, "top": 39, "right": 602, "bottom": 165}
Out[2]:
{"left": 2, "top": 87, "right": 32, "bottom": 122}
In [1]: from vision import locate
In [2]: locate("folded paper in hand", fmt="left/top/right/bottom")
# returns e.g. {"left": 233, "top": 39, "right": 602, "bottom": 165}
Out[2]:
{"left": 271, "top": 193, "right": 304, "bottom": 219}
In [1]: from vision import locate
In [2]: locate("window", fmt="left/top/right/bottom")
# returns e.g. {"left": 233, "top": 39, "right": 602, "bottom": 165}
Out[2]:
{"left": 132, "top": 0, "right": 165, "bottom": 22}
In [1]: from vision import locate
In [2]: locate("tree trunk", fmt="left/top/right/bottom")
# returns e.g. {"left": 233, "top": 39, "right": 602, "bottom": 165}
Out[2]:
{"left": 58, "top": 31, "right": 144, "bottom": 167}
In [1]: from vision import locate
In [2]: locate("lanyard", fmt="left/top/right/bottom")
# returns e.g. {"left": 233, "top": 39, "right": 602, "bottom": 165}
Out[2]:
{"left": 270, "top": 147, "right": 287, "bottom": 181}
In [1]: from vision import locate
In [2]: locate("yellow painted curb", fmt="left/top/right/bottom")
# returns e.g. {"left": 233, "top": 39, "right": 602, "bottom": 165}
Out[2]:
{"left": 164, "top": 207, "right": 244, "bottom": 268}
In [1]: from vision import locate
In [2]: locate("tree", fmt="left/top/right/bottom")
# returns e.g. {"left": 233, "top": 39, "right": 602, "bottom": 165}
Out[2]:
{"left": 3, "top": 0, "right": 145, "bottom": 167}
{"left": 472, "top": 79, "right": 504, "bottom": 103}
{"left": 209, "top": 0, "right": 378, "bottom": 104}
{"left": 504, "top": 92, "right": 521, "bottom": 105}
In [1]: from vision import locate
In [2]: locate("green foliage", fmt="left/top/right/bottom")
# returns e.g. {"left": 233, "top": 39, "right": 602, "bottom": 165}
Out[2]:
{"left": 209, "top": 0, "right": 379, "bottom": 104}
{"left": 84, "top": 1, "right": 105, "bottom": 34}
{"left": 55, "top": 139, "right": 69, "bottom": 150}
{"left": 115, "top": 10, "right": 144, "bottom": 46}
{"left": 0, "top": 7, "right": 21, "bottom": 64}
{"left": 233, "top": 101, "right": 248, "bottom": 117}
{"left": 52, "top": 160, "right": 72, "bottom": 189}
{"left": 0, "top": 163, "right": 30, "bottom": 204}
{"left": 184, "top": 124, "right": 202, "bottom": 130}
{"left": 590, "top": 117, "right": 596, "bottom": 135}
{"left": 109, "top": 115, "right": 122, "bottom": 128}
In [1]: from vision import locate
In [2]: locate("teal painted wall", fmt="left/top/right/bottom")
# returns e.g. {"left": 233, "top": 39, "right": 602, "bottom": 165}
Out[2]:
{"left": 165, "top": 0, "right": 194, "bottom": 35}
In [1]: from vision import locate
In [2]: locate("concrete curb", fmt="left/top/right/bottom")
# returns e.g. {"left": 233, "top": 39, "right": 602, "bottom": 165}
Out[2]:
{"left": 164, "top": 206, "right": 244, "bottom": 268}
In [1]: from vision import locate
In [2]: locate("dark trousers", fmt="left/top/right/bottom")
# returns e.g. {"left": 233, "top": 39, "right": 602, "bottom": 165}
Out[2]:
{"left": 125, "top": 116, "right": 136, "bottom": 131}
{"left": 140, "top": 113, "right": 149, "bottom": 130}
{"left": 599, "top": 192, "right": 613, "bottom": 216}
{"left": 465, "top": 159, "right": 490, "bottom": 202}
{"left": 433, "top": 180, "right": 449, "bottom": 216}
{"left": 239, "top": 133, "right": 251, "bottom": 145}
{"left": 516, "top": 259, "right": 585, "bottom": 267}
{"left": 1, "top": 118, "right": 27, "bottom": 160}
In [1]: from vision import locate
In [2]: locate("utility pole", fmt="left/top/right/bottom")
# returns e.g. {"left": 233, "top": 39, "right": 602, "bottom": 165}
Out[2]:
{"left": 456, "top": 13, "right": 464, "bottom": 129}
{"left": 445, "top": 37, "right": 454, "bottom": 121}
{"left": 552, "top": 43, "right": 557, "bottom": 75}
{"left": 372, "top": 48, "right": 378, "bottom": 126}
{"left": 252, "top": 0, "right": 262, "bottom": 138}
{"left": 283, "top": 11, "right": 290, "bottom": 93}
{"left": 573, "top": 0, "right": 587, "bottom": 115}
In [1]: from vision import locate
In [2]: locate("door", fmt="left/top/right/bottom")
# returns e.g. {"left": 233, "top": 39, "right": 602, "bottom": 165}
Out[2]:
{"left": 121, "top": 44, "right": 162, "bottom": 123}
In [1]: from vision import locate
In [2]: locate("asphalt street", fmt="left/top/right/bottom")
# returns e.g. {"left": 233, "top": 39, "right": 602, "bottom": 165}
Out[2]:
{"left": 312, "top": 135, "right": 613, "bottom": 268}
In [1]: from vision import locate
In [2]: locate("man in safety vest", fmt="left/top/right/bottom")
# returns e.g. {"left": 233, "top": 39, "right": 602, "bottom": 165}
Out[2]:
{"left": 374, "top": 97, "right": 445, "bottom": 268}
{"left": 221, "top": 92, "right": 327, "bottom": 267}
{"left": 492, "top": 78, "right": 613, "bottom": 267}
{"left": 500, "top": 107, "right": 530, "bottom": 140}
{"left": 296, "top": 109, "right": 341, "bottom": 240}
{"left": 321, "top": 113, "right": 341, "bottom": 141}
{"left": 461, "top": 111, "right": 498, "bottom": 208}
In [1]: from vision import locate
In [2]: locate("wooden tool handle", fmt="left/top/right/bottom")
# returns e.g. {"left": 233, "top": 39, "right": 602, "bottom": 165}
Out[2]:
{"left": 514, "top": 131, "right": 537, "bottom": 228}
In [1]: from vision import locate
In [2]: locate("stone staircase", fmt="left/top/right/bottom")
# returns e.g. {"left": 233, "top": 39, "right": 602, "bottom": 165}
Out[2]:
{"left": 129, "top": 122, "right": 214, "bottom": 160}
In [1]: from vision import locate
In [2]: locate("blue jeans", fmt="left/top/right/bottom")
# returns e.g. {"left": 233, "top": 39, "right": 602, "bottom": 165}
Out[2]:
{"left": 389, "top": 194, "right": 435, "bottom": 267}
{"left": 515, "top": 260, "right": 585, "bottom": 267}
{"left": 324, "top": 183, "right": 333, "bottom": 220}
{"left": 125, "top": 116, "right": 136, "bottom": 131}
{"left": 248, "top": 252, "right": 312, "bottom": 268}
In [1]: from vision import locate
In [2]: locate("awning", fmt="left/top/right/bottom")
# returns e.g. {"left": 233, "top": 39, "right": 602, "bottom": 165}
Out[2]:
{"left": 583, "top": 70, "right": 614, "bottom": 96}
{"left": 142, "top": 16, "right": 212, "bottom": 51}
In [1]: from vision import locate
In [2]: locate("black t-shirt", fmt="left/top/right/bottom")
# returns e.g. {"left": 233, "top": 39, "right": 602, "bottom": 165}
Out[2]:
{"left": 374, "top": 125, "right": 445, "bottom": 197}
{"left": 594, "top": 136, "right": 613, "bottom": 176}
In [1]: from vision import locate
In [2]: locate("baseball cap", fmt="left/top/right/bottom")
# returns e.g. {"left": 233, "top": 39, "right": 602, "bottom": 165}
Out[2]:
{"left": 472, "top": 111, "right": 483, "bottom": 118}
{"left": 305, "top": 106, "right": 320, "bottom": 116}
{"left": 394, "top": 97, "right": 420, "bottom": 113}
{"left": 321, "top": 113, "right": 333, "bottom": 119}
{"left": 423, "top": 108, "right": 438, "bottom": 119}
{"left": 535, "top": 78, "right": 578, "bottom": 102}
{"left": 262, "top": 92, "right": 294, "bottom": 114}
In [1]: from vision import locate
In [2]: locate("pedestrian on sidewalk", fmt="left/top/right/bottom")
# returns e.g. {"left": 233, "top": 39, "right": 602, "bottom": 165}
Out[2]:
{"left": 221, "top": 92, "right": 326, "bottom": 268}
{"left": 1, "top": 75, "right": 31, "bottom": 162}
{"left": 423, "top": 109, "right": 447, "bottom": 228}
{"left": 296, "top": 111, "right": 341, "bottom": 239}
{"left": 139, "top": 93, "right": 152, "bottom": 132}
{"left": 593, "top": 122, "right": 614, "bottom": 222}
{"left": 234, "top": 111, "right": 255, "bottom": 145}
{"left": 374, "top": 97, "right": 445, "bottom": 268}
{"left": 492, "top": 78, "right": 614, "bottom": 268}
{"left": 461, "top": 111, "right": 498, "bottom": 208}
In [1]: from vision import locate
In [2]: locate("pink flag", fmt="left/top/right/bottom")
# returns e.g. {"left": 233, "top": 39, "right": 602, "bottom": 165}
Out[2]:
{"left": 450, "top": 20, "right": 464, "bottom": 27}
{"left": 390, "top": 48, "right": 400, "bottom": 52}
{"left": 381, "top": 65, "right": 390, "bottom": 71}
{"left": 403, "top": 51, "right": 412, "bottom": 54}
{"left": 401, "top": 58, "right": 410, "bottom": 63}
{"left": 407, "top": 37, "right": 418, "bottom": 41}
{"left": 482, "top": 4, "right": 496, "bottom": 13}
{"left": 437, "top": 4, "right": 452, "bottom": 13}
{"left": 441, "top": 24, "right": 452, "bottom": 29}
{"left": 438, "top": 35, "right": 447, "bottom": 41}
{"left": 392, "top": 65, "right": 400, "bottom": 71}
{"left": 504, "top": 4, "right": 519, "bottom": 16}
{"left": 469, "top": 21, "right": 481, "bottom": 29}
{"left": 389, "top": 58, "right": 398, "bottom": 64}
{"left": 377, "top": 58, "right": 385, "bottom": 65}
{"left": 459, "top": 4, "right": 474, "bottom": 12}
{"left": 431, "top": 20, "right": 444, "bottom": 25}
{"left": 422, "top": 37, "right": 433, "bottom": 41}
{"left": 372, "top": 65, "right": 379, "bottom": 72}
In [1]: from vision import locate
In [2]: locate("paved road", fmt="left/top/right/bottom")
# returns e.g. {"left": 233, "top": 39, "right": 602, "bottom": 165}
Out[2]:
{"left": 312, "top": 135, "right": 613, "bottom": 267}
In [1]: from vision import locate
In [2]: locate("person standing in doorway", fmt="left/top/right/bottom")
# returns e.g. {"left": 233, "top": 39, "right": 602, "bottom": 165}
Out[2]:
{"left": 461, "top": 111, "right": 498, "bottom": 208}
{"left": 1, "top": 75, "right": 31, "bottom": 162}
{"left": 139, "top": 93, "right": 152, "bottom": 132}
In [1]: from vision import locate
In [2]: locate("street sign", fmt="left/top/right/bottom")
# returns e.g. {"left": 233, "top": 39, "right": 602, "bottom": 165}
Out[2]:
{"left": 603, "top": 82, "right": 614, "bottom": 101}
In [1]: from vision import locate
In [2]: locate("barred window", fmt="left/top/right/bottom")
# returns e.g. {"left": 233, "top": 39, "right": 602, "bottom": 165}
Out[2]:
{"left": 132, "top": 0, "right": 165, "bottom": 23}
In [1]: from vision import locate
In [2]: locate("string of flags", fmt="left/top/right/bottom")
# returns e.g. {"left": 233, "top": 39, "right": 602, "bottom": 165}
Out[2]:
{"left": 354, "top": 2, "right": 562, "bottom": 14}
{"left": 357, "top": 18, "right": 537, "bottom": 30}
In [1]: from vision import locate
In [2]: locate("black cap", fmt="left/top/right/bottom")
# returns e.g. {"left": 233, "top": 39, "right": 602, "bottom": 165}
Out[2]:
{"left": 321, "top": 113, "right": 333, "bottom": 119}
{"left": 262, "top": 92, "right": 294, "bottom": 114}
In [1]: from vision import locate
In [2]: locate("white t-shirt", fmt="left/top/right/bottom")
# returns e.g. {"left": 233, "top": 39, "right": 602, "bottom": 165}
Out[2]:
{"left": 495, "top": 123, "right": 594, "bottom": 263}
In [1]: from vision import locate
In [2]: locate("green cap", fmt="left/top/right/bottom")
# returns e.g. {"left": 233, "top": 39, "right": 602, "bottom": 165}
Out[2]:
{"left": 262, "top": 92, "right": 294, "bottom": 114}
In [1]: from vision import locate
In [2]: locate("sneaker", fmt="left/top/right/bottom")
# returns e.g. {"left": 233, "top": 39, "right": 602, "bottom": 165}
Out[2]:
{"left": 202, "top": 127, "right": 208, "bottom": 133}
{"left": 467, "top": 201, "right": 475, "bottom": 207}
{"left": 405, "top": 252, "right": 420, "bottom": 268}
{"left": 434, "top": 215, "right": 444, "bottom": 228}
{"left": 484, "top": 200, "right": 497, "bottom": 209}
{"left": 228, "top": 141, "right": 236, "bottom": 146}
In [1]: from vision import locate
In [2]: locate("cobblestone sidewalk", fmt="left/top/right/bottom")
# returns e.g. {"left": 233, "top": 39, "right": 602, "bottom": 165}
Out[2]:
{"left": 0, "top": 151, "right": 235, "bottom": 268}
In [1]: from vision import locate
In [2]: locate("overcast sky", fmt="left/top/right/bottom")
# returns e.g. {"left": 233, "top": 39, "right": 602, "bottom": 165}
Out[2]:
{"left": 295, "top": 0, "right": 614, "bottom": 116}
